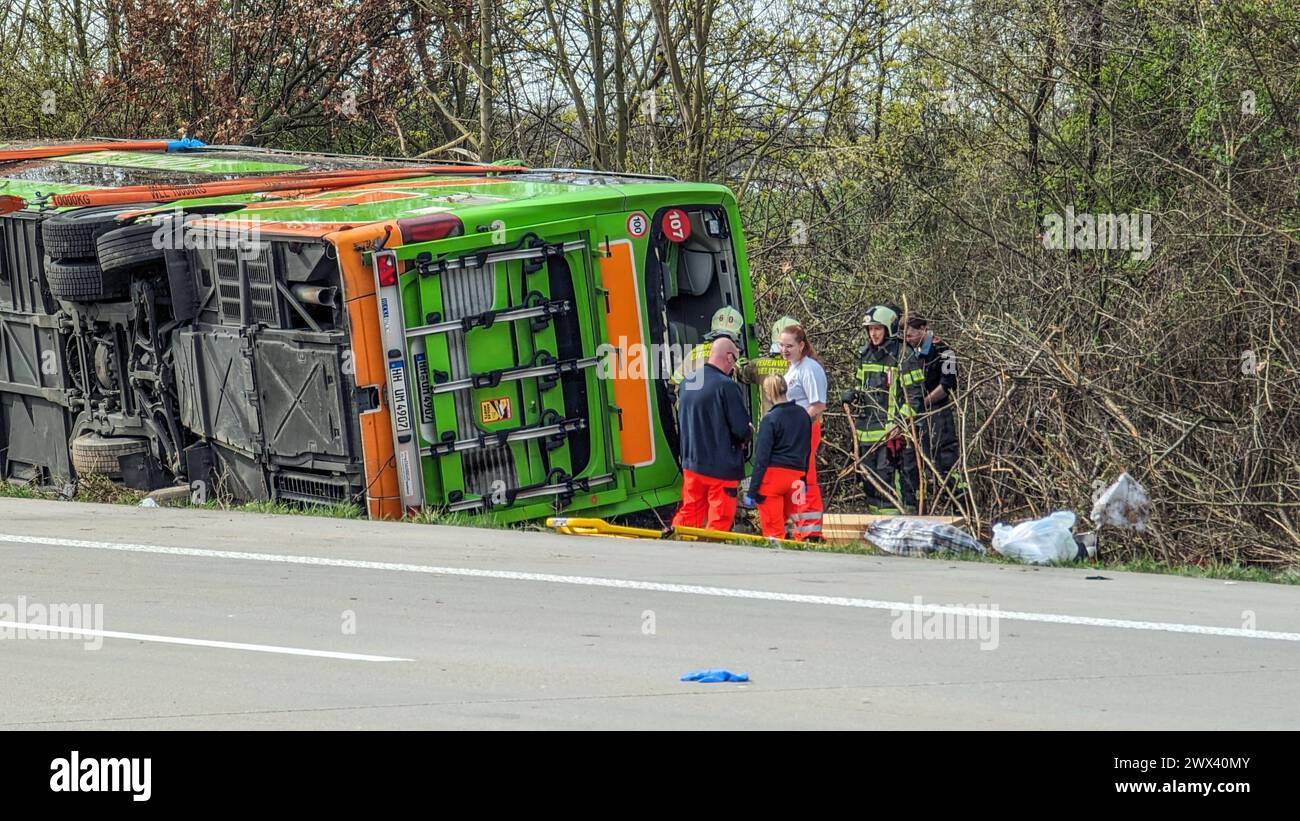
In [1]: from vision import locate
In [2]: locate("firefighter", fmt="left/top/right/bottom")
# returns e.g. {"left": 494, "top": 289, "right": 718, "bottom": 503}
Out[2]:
{"left": 748, "top": 374, "right": 812, "bottom": 539}
{"left": 670, "top": 306, "right": 744, "bottom": 388}
{"left": 777, "top": 324, "right": 827, "bottom": 540}
{"left": 738, "top": 316, "right": 799, "bottom": 385}
{"left": 672, "top": 336, "right": 752, "bottom": 531}
{"left": 903, "top": 314, "right": 964, "bottom": 501}
{"left": 842, "top": 304, "right": 925, "bottom": 513}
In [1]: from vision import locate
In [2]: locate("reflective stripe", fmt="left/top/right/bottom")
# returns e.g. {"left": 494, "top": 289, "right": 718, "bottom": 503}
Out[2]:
{"left": 791, "top": 511, "right": 822, "bottom": 521}
{"left": 670, "top": 342, "right": 713, "bottom": 385}
{"left": 856, "top": 362, "right": 888, "bottom": 381}
{"left": 857, "top": 353, "right": 921, "bottom": 430}
{"left": 795, "top": 524, "right": 822, "bottom": 534}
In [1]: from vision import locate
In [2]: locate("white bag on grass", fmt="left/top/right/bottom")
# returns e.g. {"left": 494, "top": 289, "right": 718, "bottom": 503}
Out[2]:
{"left": 1090, "top": 472, "right": 1151, "bottom": 532}
{"left": 991, "top": 511, "right": 1087, "bottom": 565}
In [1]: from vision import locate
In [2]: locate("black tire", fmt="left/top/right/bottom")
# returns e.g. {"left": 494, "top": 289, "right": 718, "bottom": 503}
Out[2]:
{"left": 96, "top": 221, "right": 167, "bottom": 275}
{"left": 43, "top": 257, "right": 129, "bottom": 302}
{"left": 40, "top": 206, "right": 134, "bottom": 258}
{"left": 70, "top": 433, "right": 149, "bottom": 478}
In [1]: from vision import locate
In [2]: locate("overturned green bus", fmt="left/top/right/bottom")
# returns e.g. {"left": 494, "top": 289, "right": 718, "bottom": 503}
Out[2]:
{"left": 0, "top": 140, "right": 760, "bottom": 521}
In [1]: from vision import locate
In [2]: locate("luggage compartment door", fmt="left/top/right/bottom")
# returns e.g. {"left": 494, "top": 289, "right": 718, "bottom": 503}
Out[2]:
{"left": 375, "top": 216, "right": 618, "bottom": 516}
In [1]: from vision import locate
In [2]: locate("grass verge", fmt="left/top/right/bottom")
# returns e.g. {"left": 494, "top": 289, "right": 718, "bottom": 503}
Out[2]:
{"left": 4, "top": 480, "right": 1294, "bottom": 583}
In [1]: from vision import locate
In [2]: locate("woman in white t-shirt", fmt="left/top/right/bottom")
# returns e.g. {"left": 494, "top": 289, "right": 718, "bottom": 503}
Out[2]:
{"left": 778, "top": 325, "right": 827, "bottom": 540}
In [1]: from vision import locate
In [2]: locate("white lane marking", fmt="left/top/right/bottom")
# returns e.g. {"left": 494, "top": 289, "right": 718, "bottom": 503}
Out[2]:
{"left": 2, "top": 532, "right": 1298, "bottom": 643}
{"left": 0, "top": 619, "right": 411, "bottom": 662}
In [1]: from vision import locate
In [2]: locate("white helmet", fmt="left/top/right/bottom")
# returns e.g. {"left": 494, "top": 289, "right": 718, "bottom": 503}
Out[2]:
{"left": 862, "top": 305, "right": 899, "bottom": 335}
{"left": 769, "top": 315, "right": 799, "bottom": 354}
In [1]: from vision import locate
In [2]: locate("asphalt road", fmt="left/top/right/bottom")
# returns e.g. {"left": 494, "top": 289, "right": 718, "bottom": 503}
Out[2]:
{"left": 1, "top": 497, "right": 1297, "bottom": 729}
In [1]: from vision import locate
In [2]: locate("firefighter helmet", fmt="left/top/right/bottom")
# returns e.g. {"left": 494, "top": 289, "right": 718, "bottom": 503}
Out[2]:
{"left": 769, "top": 315, "right": 799, "bottom": 353}
{"left": 862, "top": 304, "right": 899, "bottom": 335}
{"left": 706, "top": 305, "right": 743, "bottom": 342}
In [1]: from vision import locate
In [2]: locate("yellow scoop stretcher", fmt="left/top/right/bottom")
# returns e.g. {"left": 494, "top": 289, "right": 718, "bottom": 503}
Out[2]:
{"left": 545, "top": 517, "right": 808, "bottom": 549}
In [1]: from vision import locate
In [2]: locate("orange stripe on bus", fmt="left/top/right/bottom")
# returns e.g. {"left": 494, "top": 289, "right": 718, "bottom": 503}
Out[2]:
{"left": 45, "top": 167, "right": 515, "bottom": 209}
{"left": 327, "top": 221, "right": 405, "bottom": 520}
{"left": 600, "top": 239, "right": 655, "bottom": 466}
{"left": 185, "top": 220, "right": 348, "bottom": 237}
{"left": 352, "top": 176, "right": 511, "bottom": 190}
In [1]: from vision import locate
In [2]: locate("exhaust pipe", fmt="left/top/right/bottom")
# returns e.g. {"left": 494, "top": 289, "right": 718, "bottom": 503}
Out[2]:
{"left": 290, "top": 284, "right": 337, "bottom": 307}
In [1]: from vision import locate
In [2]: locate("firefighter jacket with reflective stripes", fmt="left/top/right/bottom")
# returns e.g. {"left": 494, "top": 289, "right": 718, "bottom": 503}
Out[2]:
{"left": 675, "top": 341, "right": 759, "bottom": 387}
{"left": 738, "top": 355, "right": 788, "bottom": 385}
{"left": 850, "top": 338, "right": 925, "bottom": 443}
{"left": 671, "top": 341, "right": 715, "bottom": 386}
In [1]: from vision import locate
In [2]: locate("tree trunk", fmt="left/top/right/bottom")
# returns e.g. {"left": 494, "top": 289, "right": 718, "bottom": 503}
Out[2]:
{"left": 478, "top": 0, "right": 494, "bottom": 162}
{"left": 613, "top": 0, "right": 628, "bottom": 169}
{"left": 590, "top": 0, "right": 608, "bottom": 169}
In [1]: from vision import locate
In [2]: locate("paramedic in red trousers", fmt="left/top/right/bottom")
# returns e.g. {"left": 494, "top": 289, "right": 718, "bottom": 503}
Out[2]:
{"left": 748, "top": 375, "right": 812, "bottom": 538}
{"left": 778, "top": 324, "right": 828, "bottom": 541}
{"left": 672, "top": 335, "right": 752, "bottom": 531}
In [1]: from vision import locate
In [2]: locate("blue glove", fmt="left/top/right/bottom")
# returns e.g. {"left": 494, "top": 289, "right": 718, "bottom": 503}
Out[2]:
{"left": 681, "top": 669, "right": 749, "bottom": 683}
{"left": 741, "top": 494, "right": 756, "bottom": 508}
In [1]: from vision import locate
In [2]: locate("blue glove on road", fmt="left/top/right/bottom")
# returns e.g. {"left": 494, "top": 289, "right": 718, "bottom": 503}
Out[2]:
{"left": 681, "top": 669, "right": 750, "bottom": 683}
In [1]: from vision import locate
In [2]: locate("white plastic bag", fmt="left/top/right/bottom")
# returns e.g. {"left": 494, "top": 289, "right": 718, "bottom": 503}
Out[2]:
{"left": 1090, "top": 472, "right": 1150, "bottom": 532}
{"left": 991, "top": 511, "right": 1085, "bottom": 565}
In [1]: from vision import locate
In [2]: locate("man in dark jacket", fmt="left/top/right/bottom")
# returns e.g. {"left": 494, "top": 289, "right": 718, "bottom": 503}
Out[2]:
{"left": 672, "top": 336, "right": 752, "bottom": 531}
{"left": 842, "top": 304, "right": 925, "bottom": 513}
{"left": 904, "top": 314, "right": 963, "bottom": 499}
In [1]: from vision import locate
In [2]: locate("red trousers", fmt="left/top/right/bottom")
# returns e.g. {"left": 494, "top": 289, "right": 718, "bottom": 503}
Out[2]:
{"left": 756, "top": 465, "right": 806, "bottom": 539}
{"left": 791, "top": 420, "right": 824, "bottom": 540}
{"left": 673, "top": 470, "right": 739, "bottom": 531}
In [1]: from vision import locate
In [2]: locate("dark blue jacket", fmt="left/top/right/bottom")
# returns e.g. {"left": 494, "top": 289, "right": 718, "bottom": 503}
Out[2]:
{"left": 749, "top": 401, "right": 811, "bottom": 500}
{"left": 677, "top": 363, "right": 751, "bottom": 480}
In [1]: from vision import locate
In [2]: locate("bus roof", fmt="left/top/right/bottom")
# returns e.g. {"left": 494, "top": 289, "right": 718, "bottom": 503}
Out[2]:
{"left": 0, "top": 142, "right": 730, "bottom": 230}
